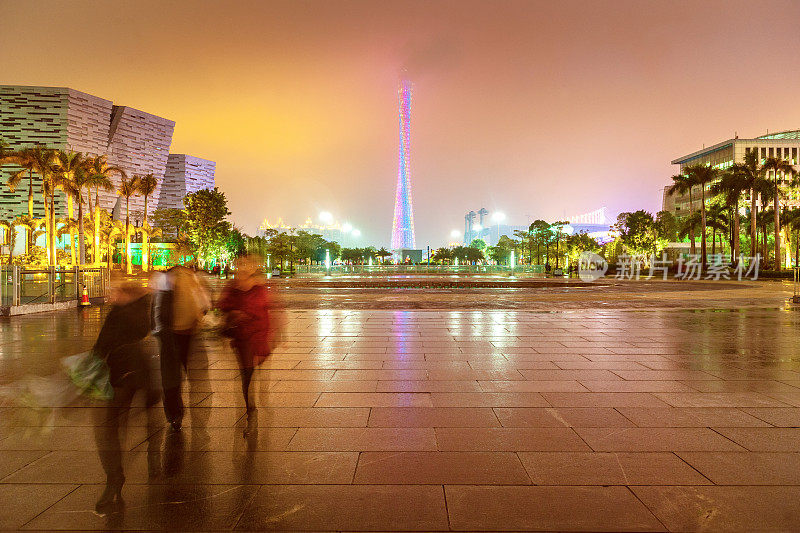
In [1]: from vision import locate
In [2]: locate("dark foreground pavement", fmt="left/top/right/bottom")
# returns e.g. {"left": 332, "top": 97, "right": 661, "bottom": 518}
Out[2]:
{"left": 1, "top": 291, "right": 800, "bottom": 531}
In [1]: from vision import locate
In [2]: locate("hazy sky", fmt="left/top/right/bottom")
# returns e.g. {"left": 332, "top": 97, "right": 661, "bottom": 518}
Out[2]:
{"left": 3, "top": 0, "right": 800, "bottom": 247}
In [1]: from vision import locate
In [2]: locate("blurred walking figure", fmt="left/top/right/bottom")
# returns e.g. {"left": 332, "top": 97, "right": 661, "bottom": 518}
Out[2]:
{"left": 92, "top": 280, "right": 156, "bottom": 516}
{"left": 218, "top": 254, "right": 276, "bottom": 413}
{"left": 152, "top": 265, "right": 210, "bottom": 431}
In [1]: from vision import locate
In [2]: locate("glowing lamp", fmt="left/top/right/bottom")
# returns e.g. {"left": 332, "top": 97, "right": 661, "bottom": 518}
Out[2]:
{"left": 492, "top": 212, "right": 506, "bottom": 223}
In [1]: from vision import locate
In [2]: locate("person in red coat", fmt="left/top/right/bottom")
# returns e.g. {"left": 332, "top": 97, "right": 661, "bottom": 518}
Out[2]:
{"left": 218, "top": 254, "right": 275, "bottom": 413}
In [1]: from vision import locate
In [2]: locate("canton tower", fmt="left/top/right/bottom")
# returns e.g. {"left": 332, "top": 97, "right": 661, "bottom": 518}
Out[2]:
{"left": 391, "top": 78, "right": 416, "bottom": 250}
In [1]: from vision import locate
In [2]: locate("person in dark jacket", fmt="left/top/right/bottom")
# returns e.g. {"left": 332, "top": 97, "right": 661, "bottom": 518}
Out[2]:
{"left": 218, "top": 254, "right": 276, "bottom": 414}
{"left": 92, "top": 281, "right": 156, "bottom": 516}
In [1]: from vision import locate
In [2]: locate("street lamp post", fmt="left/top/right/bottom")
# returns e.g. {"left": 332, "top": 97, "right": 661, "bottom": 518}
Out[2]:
{"left": 492, "top": 212, "right": 506, "bottom": 247}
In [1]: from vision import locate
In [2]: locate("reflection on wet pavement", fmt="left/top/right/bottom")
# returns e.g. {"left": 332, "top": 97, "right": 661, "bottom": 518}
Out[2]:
{"left": 1, "top": 303, "right": 800, "bottom": 531}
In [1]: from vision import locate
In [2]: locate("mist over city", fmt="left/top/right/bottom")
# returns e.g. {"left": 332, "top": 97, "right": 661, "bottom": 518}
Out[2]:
{"left": 2, "top": 2, "right": 800, "bottom": 532}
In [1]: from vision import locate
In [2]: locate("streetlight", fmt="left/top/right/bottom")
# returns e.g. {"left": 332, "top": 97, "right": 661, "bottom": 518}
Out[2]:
{"left": 319, "top": 211, "right": 333, "bottom": 224}
{"left": 491, "top": 212, "right": 506, "bottom": 247}
{"left": 342, "top": 223, "right": 353, "bottom": 233}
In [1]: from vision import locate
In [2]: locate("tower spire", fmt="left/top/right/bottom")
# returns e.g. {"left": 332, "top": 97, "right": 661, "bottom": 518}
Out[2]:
{"left": 391, "top": 78, "right": 416, "bottom": 250}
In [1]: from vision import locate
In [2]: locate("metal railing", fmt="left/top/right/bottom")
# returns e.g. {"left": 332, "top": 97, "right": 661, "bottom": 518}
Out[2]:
{"left": 0, "top": 267, "right": 110, "bottom": 307}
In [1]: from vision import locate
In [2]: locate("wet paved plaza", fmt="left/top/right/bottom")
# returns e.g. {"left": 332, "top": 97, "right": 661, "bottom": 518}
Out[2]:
{"left": 2, "top": 297, "right": 800, "bottom": 531}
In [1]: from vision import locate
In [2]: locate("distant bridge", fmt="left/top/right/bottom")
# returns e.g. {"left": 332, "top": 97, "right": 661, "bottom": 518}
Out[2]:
{"left": 568, "top": 207, "right": 607, "bottom": 225}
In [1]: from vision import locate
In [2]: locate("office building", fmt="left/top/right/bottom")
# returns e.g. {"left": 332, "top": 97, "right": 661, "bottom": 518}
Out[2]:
{"left": 665, "top": 130, "right": 800, "bottom": 219}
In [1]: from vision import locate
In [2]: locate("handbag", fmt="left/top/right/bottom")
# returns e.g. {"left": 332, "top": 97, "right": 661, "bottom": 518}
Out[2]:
{"left": 61, "top": 351, "right": 114, "bottom": 400}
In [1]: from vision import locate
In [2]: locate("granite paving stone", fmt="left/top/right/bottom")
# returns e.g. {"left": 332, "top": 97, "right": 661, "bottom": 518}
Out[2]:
{"left": 2, "top": 303, "right": 799, "bottom": 531}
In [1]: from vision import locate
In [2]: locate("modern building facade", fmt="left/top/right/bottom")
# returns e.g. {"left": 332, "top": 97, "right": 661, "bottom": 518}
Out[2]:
{"left": 106, "top": 105, "right": 175, "bottom": 218}
{"left": 0, "top": 85, "right": 176, "bottom": 220}
{"left": 391, "top": 78, "right": 416, "bottom": 250}
{"left": 158, "top": 154, "right": 216, "bottom": 210}
{"left": 664, "top": 130, "right": 800, "bottom": 219}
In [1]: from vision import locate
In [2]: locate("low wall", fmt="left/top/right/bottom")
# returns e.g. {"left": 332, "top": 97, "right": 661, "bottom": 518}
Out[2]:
{"left": 1, "top": 297, "right": 104, "bottom": 316}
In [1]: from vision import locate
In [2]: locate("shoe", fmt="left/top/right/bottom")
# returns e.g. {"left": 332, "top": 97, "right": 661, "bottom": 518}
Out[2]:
{"left": 94, "top": 475, "right": 124, "bottom": 516}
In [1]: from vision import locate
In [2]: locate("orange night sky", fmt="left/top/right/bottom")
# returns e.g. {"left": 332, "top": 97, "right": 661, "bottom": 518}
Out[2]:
{"left": 2, "top": 0, "right": 800, "bottom": 246}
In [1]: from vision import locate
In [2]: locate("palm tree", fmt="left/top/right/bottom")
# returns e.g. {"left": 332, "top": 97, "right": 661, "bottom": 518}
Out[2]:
{"left": 678, "top": 211, "right": 702, "bottom": 252}
{"left": 56, "top": 217, "right": 80, "bottom": 262}
{"left": 667, "top": 173, "right": 697, "bottom": 255}
{"left": 376, "top": 247, "right": 392, "bottom": 264}
{"left": 53, "top": 150, "right": 90, "bottom": 266}
{"left": 60, "top": 161, "right": 112, "bottom": 266}
{"left": 137, "top": 174, "right": 157, "bottom": 271}
{"left": 139, "top": 224, "right": 162, "bottom": 268}
{"left": 781, "top": 207, "right": 800, "bottom": 267}
{"left": 25, "top": 146, "right": 59, "bottom": 265}
{"left": 682, "top": 164, "right": 722, "bottom": 266}
{"left": 0, "top": 219, "right": 14, "bottom": 265}
{"left": 737, "top": 151, "right": 766, "bottom": 258}
{"left": 711, "top": 167, "right": 748, "bottom": 260}
{"left": 705, "top": 202, "right": 729, "bottom": 257}
{"left": 104, "top": 220, "right": 126, "bottom": 269}
{"left": 762, "top": 156, "right": 795, "bottom": 269}
{"left": 3, "top": 147, "right": 40, "bottom": 218}
{"left": 118, "top": 175, "right": 140, "bottom": 273}
{"left": 85, "top": 156, "right": 123, "bottom": 265}
{"left": 12, "top": 214, "right": 43, "bottom": 254}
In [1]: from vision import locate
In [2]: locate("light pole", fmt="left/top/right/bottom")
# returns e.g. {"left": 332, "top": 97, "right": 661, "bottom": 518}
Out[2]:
{"left": 325, "top": 248, "right": 331, "bottom": 276}
{"left": 492, "top": 212, "right": 506, "bottom": 247}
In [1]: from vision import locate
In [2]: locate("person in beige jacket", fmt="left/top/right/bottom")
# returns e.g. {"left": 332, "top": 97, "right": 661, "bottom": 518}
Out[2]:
{"left": 152, "top": 265, "right": 210, "bottom": 431}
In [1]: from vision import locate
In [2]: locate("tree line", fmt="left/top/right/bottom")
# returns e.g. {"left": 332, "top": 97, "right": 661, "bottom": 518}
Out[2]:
{"left": 0, "top": 141, "right": 164, "bottom": 271}
{"left": 668, "top": 151, "right": 800, "bottom": 269}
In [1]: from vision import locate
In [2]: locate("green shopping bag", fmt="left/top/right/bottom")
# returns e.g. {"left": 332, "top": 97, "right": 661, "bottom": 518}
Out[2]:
{"left": 61, "top": 351, "right": 114, "bottom": 401}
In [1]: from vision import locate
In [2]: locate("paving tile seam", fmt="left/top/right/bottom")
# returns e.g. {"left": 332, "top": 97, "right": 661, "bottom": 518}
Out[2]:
{"left": 18, "top": 483, "right": 82, "bottom": 530}
{"left": 623, "top": 484, "right": 671, "bottom": 532}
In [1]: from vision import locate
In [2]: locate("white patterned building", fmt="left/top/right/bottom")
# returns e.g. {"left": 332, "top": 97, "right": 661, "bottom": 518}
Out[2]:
{"left": 157, "top": 154, "right": 216, "bottom": 210}
{"left": 0, "top": 85, "right": 175, "bottom": 220}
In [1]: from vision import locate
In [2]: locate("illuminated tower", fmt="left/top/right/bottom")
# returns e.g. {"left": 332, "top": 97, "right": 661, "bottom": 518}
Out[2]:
{"left": 391, "top": 78, "right": 416, "bottom": 250}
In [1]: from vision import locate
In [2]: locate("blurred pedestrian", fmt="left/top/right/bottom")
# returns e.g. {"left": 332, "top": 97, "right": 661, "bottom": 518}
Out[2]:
{"left": 152, "top": 264, "right": 210, "bottom": 432}
{"left": 218, "top": 254, "right": 275, "bottom": 414}
{"left": 92, "top": 280, "right": 156, "bottom": 515}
